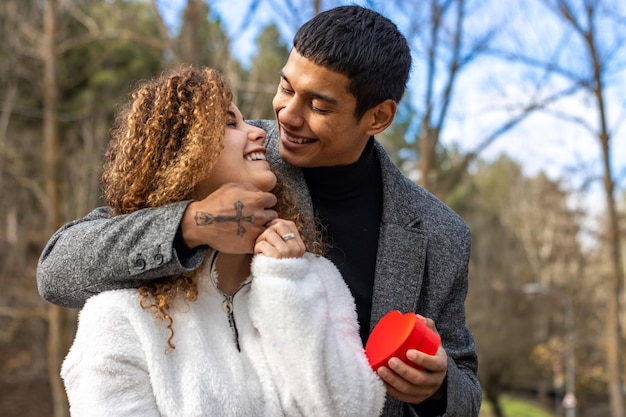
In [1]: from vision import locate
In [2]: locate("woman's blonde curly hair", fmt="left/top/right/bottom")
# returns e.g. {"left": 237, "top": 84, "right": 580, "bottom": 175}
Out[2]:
{"left": 102, "top": 66, "right": 321, "bottom": 350}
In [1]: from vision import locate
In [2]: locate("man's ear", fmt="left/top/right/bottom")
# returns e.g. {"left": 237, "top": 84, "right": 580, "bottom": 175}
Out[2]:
{"left": 365, "top": 99, "right": 397, "bottom": 136}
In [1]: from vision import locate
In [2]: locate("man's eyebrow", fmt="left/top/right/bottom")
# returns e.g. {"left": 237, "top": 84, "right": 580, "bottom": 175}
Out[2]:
{"left": 279, "top": 70, "right": 338, "bottom": 105}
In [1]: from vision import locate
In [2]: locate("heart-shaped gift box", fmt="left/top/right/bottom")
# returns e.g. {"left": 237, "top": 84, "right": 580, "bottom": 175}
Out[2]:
{"left": 365, "top": 310, "right": 441, "bottom": 371}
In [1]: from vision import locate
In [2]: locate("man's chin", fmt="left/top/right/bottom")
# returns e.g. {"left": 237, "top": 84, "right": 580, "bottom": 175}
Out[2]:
{"left": 278, "top": 146, "right": 306, "bottom": 168}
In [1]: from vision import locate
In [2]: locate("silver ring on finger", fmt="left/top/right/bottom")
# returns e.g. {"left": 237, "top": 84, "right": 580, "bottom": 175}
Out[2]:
{"left": 281, "top": 232, "right": 296, "bottom": 242}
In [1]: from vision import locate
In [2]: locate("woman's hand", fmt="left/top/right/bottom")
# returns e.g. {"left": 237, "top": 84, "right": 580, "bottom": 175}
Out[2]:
{"left": 254, "top": 219, "right": 305, "bottom": 259}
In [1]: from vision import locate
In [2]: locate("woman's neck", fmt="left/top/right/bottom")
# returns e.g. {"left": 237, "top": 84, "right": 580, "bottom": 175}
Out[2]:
{"left": 213, "top": 253, "right": 252, "bottom": 295}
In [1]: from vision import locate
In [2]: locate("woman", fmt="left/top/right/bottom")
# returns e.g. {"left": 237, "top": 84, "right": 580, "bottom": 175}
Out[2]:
{"left": 61, "top": 67, "right": 385, "bottom": 416}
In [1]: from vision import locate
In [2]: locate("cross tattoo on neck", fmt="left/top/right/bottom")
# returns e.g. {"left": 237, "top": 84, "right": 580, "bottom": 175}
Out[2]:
{"left": 194, "top": 201, "right": 255, "bottom": 237}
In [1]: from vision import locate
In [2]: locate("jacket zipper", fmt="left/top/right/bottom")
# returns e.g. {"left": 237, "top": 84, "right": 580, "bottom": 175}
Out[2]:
{"left": 210, "top": 251, "right": 250, "bottom": 352}
{"left": 221, "top": 294, "right": 241, "bottom": 351}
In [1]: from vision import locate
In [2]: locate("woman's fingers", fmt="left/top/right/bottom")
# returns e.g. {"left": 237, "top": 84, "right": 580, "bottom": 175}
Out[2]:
{"left": 254, "top": 219, "right": 305, "bottom": 258}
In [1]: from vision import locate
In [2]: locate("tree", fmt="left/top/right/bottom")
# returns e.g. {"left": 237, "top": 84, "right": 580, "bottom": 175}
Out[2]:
{"left": 461, "top": 157, "right": 534, "bottom": 417}
{"left": 0, "top": 1, "right": 167, "bottom": 415}
{"left": 238, "top": 23, "right": 290, "bottom": 120}
{"left": 502, "top": 173, "right": 586, "bottom": 414}
{"left": 461, "top": 156, "right": 602, "bottom": 414}
{"left": 176, "top": 0, "right": 233, "bottom": 68}
{"left": 413, "top": 1, "right": 593, "bottom": 200}
{"left": 527, "top": 1, "right": 625, "bottom": 414}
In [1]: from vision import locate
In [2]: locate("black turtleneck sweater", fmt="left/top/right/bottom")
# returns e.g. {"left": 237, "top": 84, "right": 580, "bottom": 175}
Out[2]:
{"left": 302, "top": 137, "right": 383, "bottom": 345}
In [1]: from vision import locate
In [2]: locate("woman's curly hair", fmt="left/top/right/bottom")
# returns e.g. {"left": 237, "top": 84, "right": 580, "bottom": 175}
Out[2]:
{"left": 103, "top": 66, "right": 229, "bottom": 212}
{"left": 102, "top": 66, "right": 321, "bottom": 350}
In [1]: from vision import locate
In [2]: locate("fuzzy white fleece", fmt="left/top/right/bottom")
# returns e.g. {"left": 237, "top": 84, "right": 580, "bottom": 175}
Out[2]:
{"left": 61, "top": 252, "right": 385, "bottom": 417}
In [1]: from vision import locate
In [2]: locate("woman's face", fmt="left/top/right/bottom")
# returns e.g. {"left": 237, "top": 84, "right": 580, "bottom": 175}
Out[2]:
{"left": 195, "top": 103, "right": 276, "bottom": 199}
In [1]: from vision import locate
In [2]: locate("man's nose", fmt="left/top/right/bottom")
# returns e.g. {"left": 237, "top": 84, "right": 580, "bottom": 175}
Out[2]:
{"left": 275, "top": 96, "right": 303, "bottom": 127}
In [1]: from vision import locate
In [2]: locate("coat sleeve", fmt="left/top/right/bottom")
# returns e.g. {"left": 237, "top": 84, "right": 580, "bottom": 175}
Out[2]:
{"left": 248, "top": 253, "right": 386, "bottom": 417}
{"left": 61, "top": 293, "right": 161, "bottom": 417}
{"left": 37, "top": 201, "right": 207, "bottom": 308}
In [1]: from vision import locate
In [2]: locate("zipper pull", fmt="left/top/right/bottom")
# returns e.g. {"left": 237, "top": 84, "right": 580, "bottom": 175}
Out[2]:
{"left": 222, "top": 296, "right": 241, "bottom": 351}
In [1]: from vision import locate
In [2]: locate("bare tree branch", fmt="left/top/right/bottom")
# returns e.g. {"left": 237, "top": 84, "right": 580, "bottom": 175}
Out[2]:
{"left": 438, "top": 81, "right": 585, "bottom": 196}
{"left": 66, "top": 3, "right": 100, "bottom": 36}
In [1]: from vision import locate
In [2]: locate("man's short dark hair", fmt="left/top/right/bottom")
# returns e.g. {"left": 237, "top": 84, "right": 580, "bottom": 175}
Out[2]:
{"left": 293, "top": 6, "right": 411, "bottom": 120}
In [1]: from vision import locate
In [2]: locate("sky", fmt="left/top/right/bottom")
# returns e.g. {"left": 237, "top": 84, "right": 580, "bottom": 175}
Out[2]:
{"left": 159, "top": 0, "right": 625, "bottom": 227}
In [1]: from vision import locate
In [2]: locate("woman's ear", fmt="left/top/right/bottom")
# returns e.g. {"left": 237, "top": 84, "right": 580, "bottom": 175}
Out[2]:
{"left": 365, "top": 99, "right": 397, "bottom": 136}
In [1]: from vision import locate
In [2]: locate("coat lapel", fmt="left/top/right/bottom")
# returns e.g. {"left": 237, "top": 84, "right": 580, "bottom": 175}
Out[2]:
{"left": 369, "top": 142, "right": 427, "bottom": 333}
{"left": 370, "top": 221, "right": 427, "bottom": 332}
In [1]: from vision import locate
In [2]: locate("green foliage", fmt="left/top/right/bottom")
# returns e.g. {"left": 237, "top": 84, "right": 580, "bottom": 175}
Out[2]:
{"left": 53, "top": 1, "right": 167, "bottom": 213}
{"left": 59, "top": 1, "right": 165, "bottom": 111}
{"left": 237, "top": 23, "right": 290, "bottom": 120}
{"left": 60, "top": 38, "right": 163, "bottom": 111}
{"left": 480, "top": 395, "right": 556, "bottom": 417}
{"left": 463, "top": 156, "right": 551, "bottom": 395}
{"left": 250, "top": 23, "right": 289, "bottom": 76}
{"left": 176, "top": 0, "right": 232, "bottom": 69}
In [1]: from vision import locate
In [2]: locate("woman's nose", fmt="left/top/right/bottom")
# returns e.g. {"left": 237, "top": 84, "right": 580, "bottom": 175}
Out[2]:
{"left": 248, "top": 124, "right": 266, "bottom": 142}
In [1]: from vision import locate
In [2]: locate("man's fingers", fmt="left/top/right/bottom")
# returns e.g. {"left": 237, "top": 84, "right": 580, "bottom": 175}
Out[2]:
{"left": 181, "top": 183, "right": 280, "bottom": 252}
{"left": 258, "top": 190, "right": 278, "bottom": 209}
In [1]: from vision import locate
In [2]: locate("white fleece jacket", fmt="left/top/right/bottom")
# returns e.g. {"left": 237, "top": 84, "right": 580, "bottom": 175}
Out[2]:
{"left": 61, "top": 252, "right": 385, "bottom": 417}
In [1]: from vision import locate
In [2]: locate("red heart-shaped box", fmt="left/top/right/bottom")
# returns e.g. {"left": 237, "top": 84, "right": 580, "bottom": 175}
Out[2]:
{"left": 365, "top": 310, "right": 441, "bottom": 371}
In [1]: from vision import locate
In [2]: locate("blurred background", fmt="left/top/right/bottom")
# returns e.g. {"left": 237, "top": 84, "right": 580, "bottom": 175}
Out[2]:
{"left": 0, "top": 0, "right": 624, "bottom": 416}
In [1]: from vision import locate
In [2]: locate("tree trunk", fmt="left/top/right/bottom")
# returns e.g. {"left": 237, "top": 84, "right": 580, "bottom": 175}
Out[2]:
{"left": 181, "top": 0, "right": 202, "bottom": 65}
{"left": 600, "top": 129, "right": 625, "bottom": 417}
{"left": 484, "top": 373, "right": 506, "bottom": 417}
{"left": 42, "top": 1, "right": 68, "bottom": 416}
{"left": 588, "top": 12, "right": 625, "bottom": 416}
{"left": 418, "top": 123, "right": 437, "bottom": 193}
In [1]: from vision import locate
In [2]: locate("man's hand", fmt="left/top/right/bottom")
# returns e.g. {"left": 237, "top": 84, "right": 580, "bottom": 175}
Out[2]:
{"left": 181, "top": 182, "right": 278, "bottom": 253}
{"left": 376, "top": 316, "right": 448, "bottom": 404}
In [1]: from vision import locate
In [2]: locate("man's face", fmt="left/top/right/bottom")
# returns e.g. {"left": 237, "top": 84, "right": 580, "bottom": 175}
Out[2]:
{"left": 272, "top": 50, "right": 373, "bottom": 168}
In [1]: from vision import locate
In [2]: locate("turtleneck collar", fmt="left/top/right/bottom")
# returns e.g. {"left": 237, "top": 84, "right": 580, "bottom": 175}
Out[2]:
{"left": 302, "top": 137, "right": 378, "bottom": 200}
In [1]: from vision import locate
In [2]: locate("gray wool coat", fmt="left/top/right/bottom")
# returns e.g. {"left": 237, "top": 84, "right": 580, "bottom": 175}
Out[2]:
{"left": 37, "top": 120, "right": 481, "bottom": 417}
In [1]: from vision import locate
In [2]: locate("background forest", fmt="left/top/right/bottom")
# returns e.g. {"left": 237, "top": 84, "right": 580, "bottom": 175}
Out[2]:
{"left": 0, "top": 0, "right": 624, "bottom": 416}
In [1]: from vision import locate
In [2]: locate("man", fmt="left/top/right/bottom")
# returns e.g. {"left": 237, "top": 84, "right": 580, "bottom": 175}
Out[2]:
{"left": 38, "top": 6, "right": 481, "bottom": 416}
